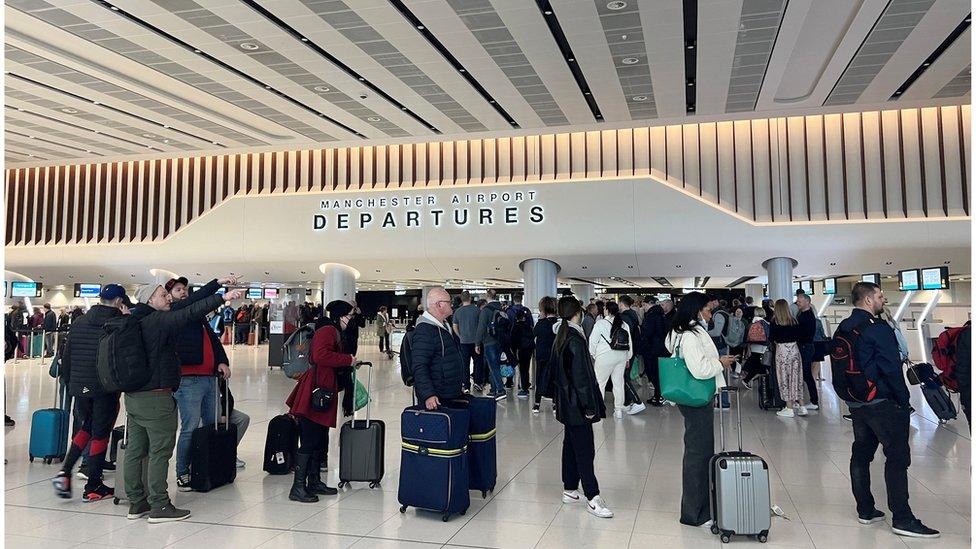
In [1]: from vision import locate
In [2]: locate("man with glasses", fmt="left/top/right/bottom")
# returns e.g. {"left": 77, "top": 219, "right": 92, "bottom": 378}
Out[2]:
{"left": 411, "top": 287, "right": 466, "bottom": 410}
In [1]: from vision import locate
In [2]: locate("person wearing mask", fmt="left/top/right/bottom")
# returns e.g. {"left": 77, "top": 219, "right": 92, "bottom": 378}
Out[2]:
{"left": 588, "top": 302, "right": 633, "bottom": 419}
{"left": 285, "top": 300, "right": 357, "bottom": 503}
{"left": 168, "top": 276, "right": 239, "bottom": 491}
{"left": 840, "top": 282, "right": 939, "bottom": 538}
{"left": 739, "top": 308, "right": 771, "bottom": 388}
{"left": 706, "top": 295, "right": 729, "bottom": 356}
{"left": 617, "top": 296, "right": 646, "bottom": 414}
{"left": 532, "top": 296, "right": 559, "bottom": 414}
{"left": 338, "top": 302, "right": 366, "bottom": 417}
{"left": 412, "top": 288, "right": 465, "bottom": 410}
{"left": 581, "top": 303, "right": 598, "bottom": 339}
{"left": 665, "top": 292, "right": 734, "bottom": 528}
{"left": 476, "top": 289, "right": 507, "bottom": 401}
{"left": 550, "top": 296, "right": 612, "bottom": 518}
{"left": 42, "top": 304, "right": 57, "bottom": 358}
{"left": 794, "top": 293, "right": 820, "bottom": 411}
{"left": 376, "top": 306, "right": 393, "bottom": 359}
{"left": 50, "top": 285, "right": 131, "bottom": 502}
{"left": 123, "top": 283, "right": 244, "bottom": 522}
{"left": 769, "top": 299, "right": 806, "bottom": 418}
{"left": 641, "top": 298, "right": 674, "bottom": 407}
{"left": 452, "top": 292, "right": 481, "bottom": 392}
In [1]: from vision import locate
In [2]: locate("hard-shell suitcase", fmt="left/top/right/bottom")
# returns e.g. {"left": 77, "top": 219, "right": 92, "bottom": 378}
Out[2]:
{"left": 108, "top": 425, "right": 124, "bottom": 463}
{"left": 921, "top": 383, "right": 957, "bottom": 423}
{"left": 29, "top": 331, "right": 45, "bottom": 358}
{"left": 449, "top": 396, "right": 496, "bottom": 498}
{"left": 398, "top": 405, "right": 470, "bottom": 521}
{"left": 113, "top": 418, "right": 149, "bottom": 505}
{"left": 338, "top": 362, "right": 385, "bottom": 488}
{"left": 263, "top": 414, "right": 299, "bottom": 475}
{"left": 710, "top": 387, "right": 771, "bottom": 544}
{"left": 28, "top": 373, "right": 69, "bottom": 463}
{"left": 189, "top": 378, "right": 238, "bottom": 492}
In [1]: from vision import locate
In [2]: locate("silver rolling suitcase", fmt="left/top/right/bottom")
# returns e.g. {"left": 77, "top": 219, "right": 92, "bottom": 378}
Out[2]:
{"left": 709, "top": 386, "right": 771, "bottom": 544}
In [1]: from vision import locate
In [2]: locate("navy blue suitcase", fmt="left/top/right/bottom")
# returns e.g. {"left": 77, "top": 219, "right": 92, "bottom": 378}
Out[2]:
{"left": 450, "top": 396, "right": 496, "bottom": 498}
{"left": 398, "top": 405, "right": 470, "bottom": 521}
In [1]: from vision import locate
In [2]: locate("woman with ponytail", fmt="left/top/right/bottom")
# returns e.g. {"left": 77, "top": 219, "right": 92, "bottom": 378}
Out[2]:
{"left": 551, "top": 296, "right": 613, "bottom": 519}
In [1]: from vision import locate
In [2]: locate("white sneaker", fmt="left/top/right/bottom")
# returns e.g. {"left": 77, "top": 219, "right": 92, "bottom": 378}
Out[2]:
{"left": 586, "top": 495, "right": 614, "bottom": 518}
{"left": 776, "top": 408, "right": 795, "bottom": 418}
{"left": 626, "top": 402, "right": 646, "bottom": 415}
{"left": 613, "top": 409, "right": 623, "bottom": 419}
{"left": 562, "top": 490, "right": 582, "bottom": 503}
{"left": 805, "top": 404, "right": 819, "bottom": 410}
{"left": 796, "top": 405, "right": 809, "bottom": 417}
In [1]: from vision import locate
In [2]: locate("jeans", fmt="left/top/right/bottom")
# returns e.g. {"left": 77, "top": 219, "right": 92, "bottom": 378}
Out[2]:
{"left": 850, "top": 400, "right": 915, "bottom": 524}
{"left": 562, "top": 423, "right": 599, "bottom": 500}
{"left": 124, "top": 391, "right": 178, "bottom": 510}
{"left": 484, "top": 344, "right": 503, "bottom": 394}
{"left": 228, "top": 409, "right": 250, "bottom": 445}
{"left": 234, "top": 323, "right": 249, "bottom": 344}
{"left": 174, "top": 376, "right": 217, "bottom": 477}
{"left": 800, "top": 343, "right": 819, "bottom": 405}
{"left": 678, "top": 403, "right": 714, "bottom": 526}
{"left": 459, "top": 343, "right": 476, "bottom": 390}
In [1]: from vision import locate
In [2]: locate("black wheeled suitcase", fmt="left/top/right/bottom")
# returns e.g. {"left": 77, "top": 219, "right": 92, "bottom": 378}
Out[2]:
{"left": 263, "top": 414, "right": 299, "bottom": 475}
{"left": 757, "top": 373, "right": 785, "bottom": 411}
{"left": 189, "top": 377, "right": 238, "bottom": 492}
{"left": 449, "top": 395, "right": 496, "bottom": 498}
{"left": 921, "top": 383, "right": 957, "bottom": 423}
{"left": 338, "top": 362, "right": 385, "bottom": 488}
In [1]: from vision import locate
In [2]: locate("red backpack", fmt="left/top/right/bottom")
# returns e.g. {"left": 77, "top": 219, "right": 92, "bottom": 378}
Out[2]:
{"left": 746, "top": 321, "right": 768, "bottom": 344}
{"left": 932, "top": 325, "right": 967, "bottom": 392}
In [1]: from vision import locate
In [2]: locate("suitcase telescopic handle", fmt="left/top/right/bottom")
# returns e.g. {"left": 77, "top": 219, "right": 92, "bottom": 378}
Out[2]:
{"left": 717, "top": 386, "right": 742, "bottom": 452}
{"left": 214, "top": 374, "right": 230, "bottom": 431}
{"left": 352, "top": 361, "right": 373, "bottom": 427}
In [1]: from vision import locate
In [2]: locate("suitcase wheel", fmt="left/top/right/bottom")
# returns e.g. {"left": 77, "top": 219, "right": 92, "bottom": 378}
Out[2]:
{"left": 368, "top": 482, "right": 379, "bottom": 489}
{"left": 338, "top": 481, "right": 346, "bottom": 489}
{"left": 720, "top": 533, "right": 731, "bottom": 544}
{"left": 757, "top": 532, "right": 768, "bottom": 543}
{"left": 399, "top": 505, "right": 407, "bottom": 514}
{"left": 481, "top": 490, "right": 488, "bottom": 499}
{"left": 113, "top": 497, "right": 120, "bottom": 505}
{"left": 43, "top": 458, "right": 52, "bottom": 465}
{"left": 28, "top": 455, "right": 34, "bottom": 463}
{"left": 460, "top": 510, "right": 465, "bottom": 516}
{"left": 441, "top": 513, "right": 450, "bottom": 522}
{"left": 710, "top": 524, "right": 720, "bottom": 535}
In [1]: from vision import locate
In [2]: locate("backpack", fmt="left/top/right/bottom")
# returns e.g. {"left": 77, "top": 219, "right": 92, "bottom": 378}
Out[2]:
{"left": 487, "top": 309, "right": 513, "bottom": 348}
{"left": 221, "top": 307, "right": 234, "bottom": 324}
{"left": 399, "top": 330, "right": 416, "bottom": 387}
{"left": 933, "top": 325, "right": 967, "bottom": 392}
{"left": 282, "top": 324, "right": 315, "bottom": 379}
{"left": 605, "top": 323, "right": 630, "bottom": 351}
{"left": 714, "top": 310, "right": 732, "bottom": 337}
{"left": 746, "top": 321, "right": 768, "bottom": 344}
{"left": 512, "top": 308, "right": 534, "bottom": 349}
{"left": 829, "top": 318, "right": 878, "bottom": 403}
{"left": 96, "top": 316, "right": 150, "bottom": 393}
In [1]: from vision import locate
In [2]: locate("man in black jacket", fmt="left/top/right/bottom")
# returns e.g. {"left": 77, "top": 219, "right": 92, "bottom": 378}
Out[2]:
{"left": 51, "top": 285, "right": 131, "bottom": 502}
{"left": 617, "top": 295, "right": 645, "bottom": 414}
{"left": 840, "top": 282, "right": 939, "bottom": 539}
{"left": 641, "top": 298, "right": 674, "bottom": 406}
{"left": 412, "top": 287, "right": 466, "bottom": 410}
{"left": 122, "top": 283, "right": 244, "bottom": 523}
{"left": 42, "top": 304, "right": 57, "bottom": 357}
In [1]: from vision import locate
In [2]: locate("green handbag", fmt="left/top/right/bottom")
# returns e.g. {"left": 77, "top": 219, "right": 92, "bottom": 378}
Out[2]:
{"left": 658, "top": 334, "right": 716, "bottom": 407}
{"left": 352, "top": 365, "right": 369, "bottom": 412}
{"left": 628, "top": 356, "right": 642, "bottom": 381}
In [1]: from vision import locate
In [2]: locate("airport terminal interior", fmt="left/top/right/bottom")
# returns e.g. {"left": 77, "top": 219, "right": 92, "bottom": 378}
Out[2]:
{"left": 2, "top": 0, "right": 974, "bottom": 548}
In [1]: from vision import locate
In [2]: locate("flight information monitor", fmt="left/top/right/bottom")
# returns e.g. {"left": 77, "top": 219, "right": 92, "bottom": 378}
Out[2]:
{"left": 822, "top": 278, "right": 836, "bottom": 295}
{"left": 263, "top": 288, "right": 279, "bottom": 299}
{"left": 74, "top": 283, "right": 101, "bottom": 297}
{"left": 861, "top": 273, "right": 880, "bottom": 284}
{"left": 898, "top": 269, "right": 921, "bottom": 291}
{"left": 800, "top": 280, "right": 813, "bottom": 294}
{"left": 921, "top": 266, "right": 950, "bottom": 290}
{"left": 247, "top": 288, "right": 263, "bottom": 299}
{"left": 11, "top": 281, "right": 40, "bottom": 297}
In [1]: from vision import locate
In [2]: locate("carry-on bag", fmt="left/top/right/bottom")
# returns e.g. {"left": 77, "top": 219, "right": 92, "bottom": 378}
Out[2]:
{"left": 757, "top": 372, "right": 786, "bottom": 411}
{"left": 709, "top": 386, "right": 771, "bottom": 544}
{"left": 338, "top": 362, "right": 385, "bottom": 488}
{"left": 449, "top": 396, "right": 497, "bottom": 498}
{"left": 28, "top": 372, "right": 69, "bottom": 463}
{"left": 108, "top": 425, "right": 124, "bottom": 463}
{"left": 263, "top": 414, "right": 299, "bottom": 475}
{"left": 113, "top": 417, "right": 149, "bottom": 505}
{"left": 921, "top": 383, "right": 957, "bottom": 423}
{"left": 189, "top": 377, "right": 238, "bottom": 492}
{"left": 398, "top": 405, "right": 470, "bottom": 521}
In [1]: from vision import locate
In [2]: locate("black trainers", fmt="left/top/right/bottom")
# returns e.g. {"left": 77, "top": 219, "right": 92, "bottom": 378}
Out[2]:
{"left": 647, "top": 396, "right": 664, "bottom": 407}
{"left": 82, "top": 483, "right": 114, "bottom": 502}
{"left": 102, "top": 461, "right": 116, "bottom": 472}
{"left": 4, "top": 415, "right": 15, "bottom": 427}
{"left": 857, "top": 509, "right": 885, "bottom": 524}
{"left": 892, "top": 519, "right": 940, "bottom": 538}
{"left": 176, "top": 474, "right": 193, "bottom": 492}
{"left": 147, "top": 504, "right": 191, "bottom": 524}
{"left": 127, "top": 500, "right": 150, "bottom": 519}
{"left": 52, "top": 472, "right": 72, "bottom": 499}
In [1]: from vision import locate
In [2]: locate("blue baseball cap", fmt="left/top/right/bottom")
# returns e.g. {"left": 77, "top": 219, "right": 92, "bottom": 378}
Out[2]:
{"left": 99, "top": 284, "right": 133, "bottom": 307}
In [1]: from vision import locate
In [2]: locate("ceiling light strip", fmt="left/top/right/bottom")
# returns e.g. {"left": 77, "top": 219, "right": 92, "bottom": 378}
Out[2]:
{"left": 822, "top": 0, "right": 893, "bottom": 106}
{"left": 239, "top": 0, "right": 440, "bottom": 133}
{"left": 889, "top": 14, "right": 972, "bottom": 100}
{"left": 682, "top": 0, "right": 698, "bottom": 113}
{"left": 6, "top": 72, "right": 221, "bottom": 148}
{"left": 5, "top": 105, "right": 164, "bottom": 152}
{"left": 386, "top": 0, "right": 519, "bottom": 128}
{"left": 91, "top": 0, "right": 363, "bottom": 138}
{"left": 5, "top": 129, "right": 93, "bottom": 154}
{"left": 534, "top": 0, "right": 603, "bottom": 121}
{"left": 726, "top": 276, "right": 755, "bottom": 287}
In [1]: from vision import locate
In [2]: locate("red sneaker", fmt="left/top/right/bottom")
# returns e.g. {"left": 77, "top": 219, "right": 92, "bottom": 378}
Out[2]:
{"left": 82, "top": 483, "right": 114, "bottom": 502}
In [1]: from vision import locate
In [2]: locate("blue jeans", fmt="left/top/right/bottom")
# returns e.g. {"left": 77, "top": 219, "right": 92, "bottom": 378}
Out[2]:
{"left": 484, "top": 344, "right": 504, "bottom": 394}
{"left": 174, "top": 376, "right": 217, "bottom": 476}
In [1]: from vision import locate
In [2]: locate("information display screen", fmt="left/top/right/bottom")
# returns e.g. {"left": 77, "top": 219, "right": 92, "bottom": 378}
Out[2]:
{"left": 921, "top": 266, "right": 949, "bottom": 290}
{"left": 822, "top": 278, "right": 836, "bottom": 295}
{"left": 800, "top": 280, "right": 813, "bottom": 294}
{"left": 74, "top": 283, "right": 101, "bottom": 298}
{"left": 898, "top": 269, "right": 921, "bottom": 291}
{"left": 263, "top": 288, "right": 279, "bottom": 299}
{"left": 792, "top": 281, "right": 801, "bottom": 293}
{"left": 247, "top": 288, "right": 263, "bottom": 299}
{"left": 11, "top": 281, "right": 40, "bottom": 297}
{"left": 861, "top": 273, "right": 880, "bottom": 284}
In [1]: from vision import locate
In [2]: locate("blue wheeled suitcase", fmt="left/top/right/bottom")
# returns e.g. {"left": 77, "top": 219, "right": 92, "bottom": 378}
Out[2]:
{"left": 398, "top": 405, "right": 470, "bottom": 521}
{"left": 449, "top": 396, "right": 496, "bottom": 498}
{"left": 29, "top": 375, "right": 69, "bottom": 464}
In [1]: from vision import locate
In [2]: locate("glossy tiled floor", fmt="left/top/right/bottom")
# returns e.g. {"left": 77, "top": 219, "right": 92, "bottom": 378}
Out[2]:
{"left": 4, "top": 343, "right": 971, "bottom": 548}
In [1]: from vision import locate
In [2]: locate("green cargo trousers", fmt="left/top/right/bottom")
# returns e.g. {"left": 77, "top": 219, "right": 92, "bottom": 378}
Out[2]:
{"left": 124, "top": 391, "right": 178, "bottom": 510}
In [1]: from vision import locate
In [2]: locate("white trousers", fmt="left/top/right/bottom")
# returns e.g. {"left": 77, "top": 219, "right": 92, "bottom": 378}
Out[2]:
{"left": 594, "top": 354, "right": 628, "bottom": 412}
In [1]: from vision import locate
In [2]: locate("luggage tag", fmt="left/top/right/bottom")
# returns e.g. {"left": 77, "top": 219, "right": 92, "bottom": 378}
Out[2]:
{"left": 275, "top": 452, "right": 285, "bottom": 465}
{"left": 770, "top": 505, "right": 791, "bottom": 521}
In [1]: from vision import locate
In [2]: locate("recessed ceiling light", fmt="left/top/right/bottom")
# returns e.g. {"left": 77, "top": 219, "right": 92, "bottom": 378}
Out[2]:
{"left": 367, "top": 116, "right": 381, "bottom": 122}
{"left": 607, "top": 1, "right": 627, "bottom": 10}
{"left": 240, "top": 42, "right": 260, "bottom": 51}
{"left": 885, "top": 261, "right": 893, "bottom": 265}
{"left": 300, "top": 37, "right": 308, "bottom": 42}
{"left": 581, "top": 266, "right": 588, "bottom": 270}
{"left": 544, "top": 10, "right": 552, "bottom": 15}
{"left": 675, "top": 265, "right": 682, "bottom": 268}
{"left": 829, "top": 262, "right": 837, "bottom": 266}
{"left": 61, "top": 107, "right": 78, "bottom": 114}
{"left": 417, "top": 25, "right": 425, "bottom": 29}
{"left": 632, "top": 95, "right": 647, "bottom": 102}
{"left": 313, "top": 85, "right": 331, "bottom": 92}
{"left": 193, "top": 49, "right": 201, "bottom": 53}
{"left": 567, "top": 57, "right": 575, "bottom": 62}
{"left": 945, "top": 260, "right": 951, "bottom": 264}
{"left": 621, "top": 57, "right": 639, "bottom": 65}
{"left": 142, "top": 133, "right": 156, "bottom": 138}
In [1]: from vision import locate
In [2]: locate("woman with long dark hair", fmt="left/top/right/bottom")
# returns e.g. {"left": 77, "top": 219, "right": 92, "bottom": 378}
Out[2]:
{"left": 665, "top": 292, "right": 734, "bottom": 528}
{"left": 588, "top": 301, "right": 633, "bottom": 419}
{"left": 551, "top": 296, "right": 612, "bottom": 518}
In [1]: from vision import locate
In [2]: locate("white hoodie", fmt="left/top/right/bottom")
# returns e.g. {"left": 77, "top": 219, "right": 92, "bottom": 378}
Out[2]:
{"left": 588, "top": 315, "right": 633, "bottom": 363}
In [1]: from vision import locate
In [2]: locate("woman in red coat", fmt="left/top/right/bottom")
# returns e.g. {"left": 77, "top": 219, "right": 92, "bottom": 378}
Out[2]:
{"left": 286, "top": 300, "right": 356, "bottom": 503}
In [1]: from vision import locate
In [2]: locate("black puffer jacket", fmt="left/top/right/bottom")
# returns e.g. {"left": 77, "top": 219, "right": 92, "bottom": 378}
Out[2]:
{"left": 174, "top": 279, "right": 229, "bottom": 368}
{"left": 410, "top": 315, "right": 465, "bottom": 402}
{"left": 641, "top": 305, "right": 672, "bottom": 360}
{"left": 60, "top": 304, "right": 122, "bottom": 397}
{"left": 129, "top": 292, "right": 226, "bottom": 392}
{"left": 552, "top": 322, "right": 605, "bottom": 426}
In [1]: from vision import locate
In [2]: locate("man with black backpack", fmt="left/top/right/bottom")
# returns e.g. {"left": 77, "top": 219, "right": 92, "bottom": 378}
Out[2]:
{"left": 507, "top": 295, "right": 536, "bottom": 398}
{"left": 476, "top": 289, "right": 509, "bottom": 401}
{"left": 835, "top": 282, "right": 939, "bottom": 539}
{"left": 52, "top": 284, "right": 132, "bottom": 502}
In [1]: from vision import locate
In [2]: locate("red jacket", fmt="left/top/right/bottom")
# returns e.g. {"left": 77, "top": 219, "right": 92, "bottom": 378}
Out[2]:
{"left": 286, "top": 324, "right": 353, "bottom": 428}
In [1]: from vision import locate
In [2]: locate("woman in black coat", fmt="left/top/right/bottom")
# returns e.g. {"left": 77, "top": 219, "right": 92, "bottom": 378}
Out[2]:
{"left": 550, "top": 296, "right": 612, "bottom": 519}
{"left": 532, "top": 296, "right": 559, "bottom": 414}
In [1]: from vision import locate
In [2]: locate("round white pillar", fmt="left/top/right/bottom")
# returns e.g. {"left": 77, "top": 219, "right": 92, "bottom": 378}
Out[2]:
{"left": 321, "top": 263, "right": 358, "bottom": 304}
{"left": 520, "top": 258, "right": 560, "bottom": 315}
{"left": 571, "top": 283, "right": 596, "bottom": 304}
{"left": 744, "top": 283, "right": 764, "bottom": 305}
{"left": 762, "top": 257, "right": 797, "bottom": 303}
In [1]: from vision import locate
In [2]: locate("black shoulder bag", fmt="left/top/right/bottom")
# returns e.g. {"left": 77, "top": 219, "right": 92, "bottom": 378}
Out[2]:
{"left": 309, "top": 353, "right": 336, "bottom": 412}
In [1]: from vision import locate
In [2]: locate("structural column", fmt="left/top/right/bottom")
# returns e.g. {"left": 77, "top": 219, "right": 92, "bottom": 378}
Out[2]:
{"left": 520, "top": 258, "right": 559, "bottom": 315}
{"left": 744, "top": 283, "right": 764, "bottom": 305}
{"left": 762, "top": 257, "right": 797, "bottom": 303}
{"left": 321, "top": 263, "right": 358, "bottom": 304}
{"left": 571, "top": 283, "right": 596, "bottom": 304}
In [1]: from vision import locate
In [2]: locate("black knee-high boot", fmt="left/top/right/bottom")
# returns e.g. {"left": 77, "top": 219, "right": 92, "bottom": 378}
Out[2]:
{"left": 306, "top": 451, "right": 337, "bottom": 495}
{"left": 288, "top": 452, "right": 318, "bottom": 503}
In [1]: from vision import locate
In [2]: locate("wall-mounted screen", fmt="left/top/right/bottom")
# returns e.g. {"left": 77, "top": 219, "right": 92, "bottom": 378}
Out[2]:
{"left": 822, "top": 278, "right": 836, "bottom": 295}
{"left": 74, "top": 283, "right": 101, "bottom": 298}
{"left": 792, "top": 281, "right": 801, "bottom": 293}
{"left": 263, "top": 288, "right": 279, "bottom": 299}
{"left": 898, "top": 269, "right": 921, "bottom": 291}
{"left": 861, "top": 273, "right": 880, "bottom": 284}
{"left": 247, "top": 288, "right": 263, "bottom": 299}
{"left": 921, "top": 266, "right": 949, "bottom": 290}
{"left": 800, "top": 280, "right": 813, "bottom": 294}
{"left": 11, "top": 281, "right": 40, "bottom": 298}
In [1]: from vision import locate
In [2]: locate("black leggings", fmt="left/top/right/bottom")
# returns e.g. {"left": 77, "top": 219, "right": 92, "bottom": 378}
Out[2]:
{"left": 63, "top": 393, "right": 120, "bottom": 489}
{"left": 298, "top": 416, "right": 329, "bottom": 454}
{"left": 517, "top": 347, "right": 533, "bottom": 391}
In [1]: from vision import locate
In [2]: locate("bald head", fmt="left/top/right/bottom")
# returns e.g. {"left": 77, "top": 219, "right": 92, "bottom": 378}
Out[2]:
{"left": 426, "top": 287, "right": 453, "bottom": 322}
